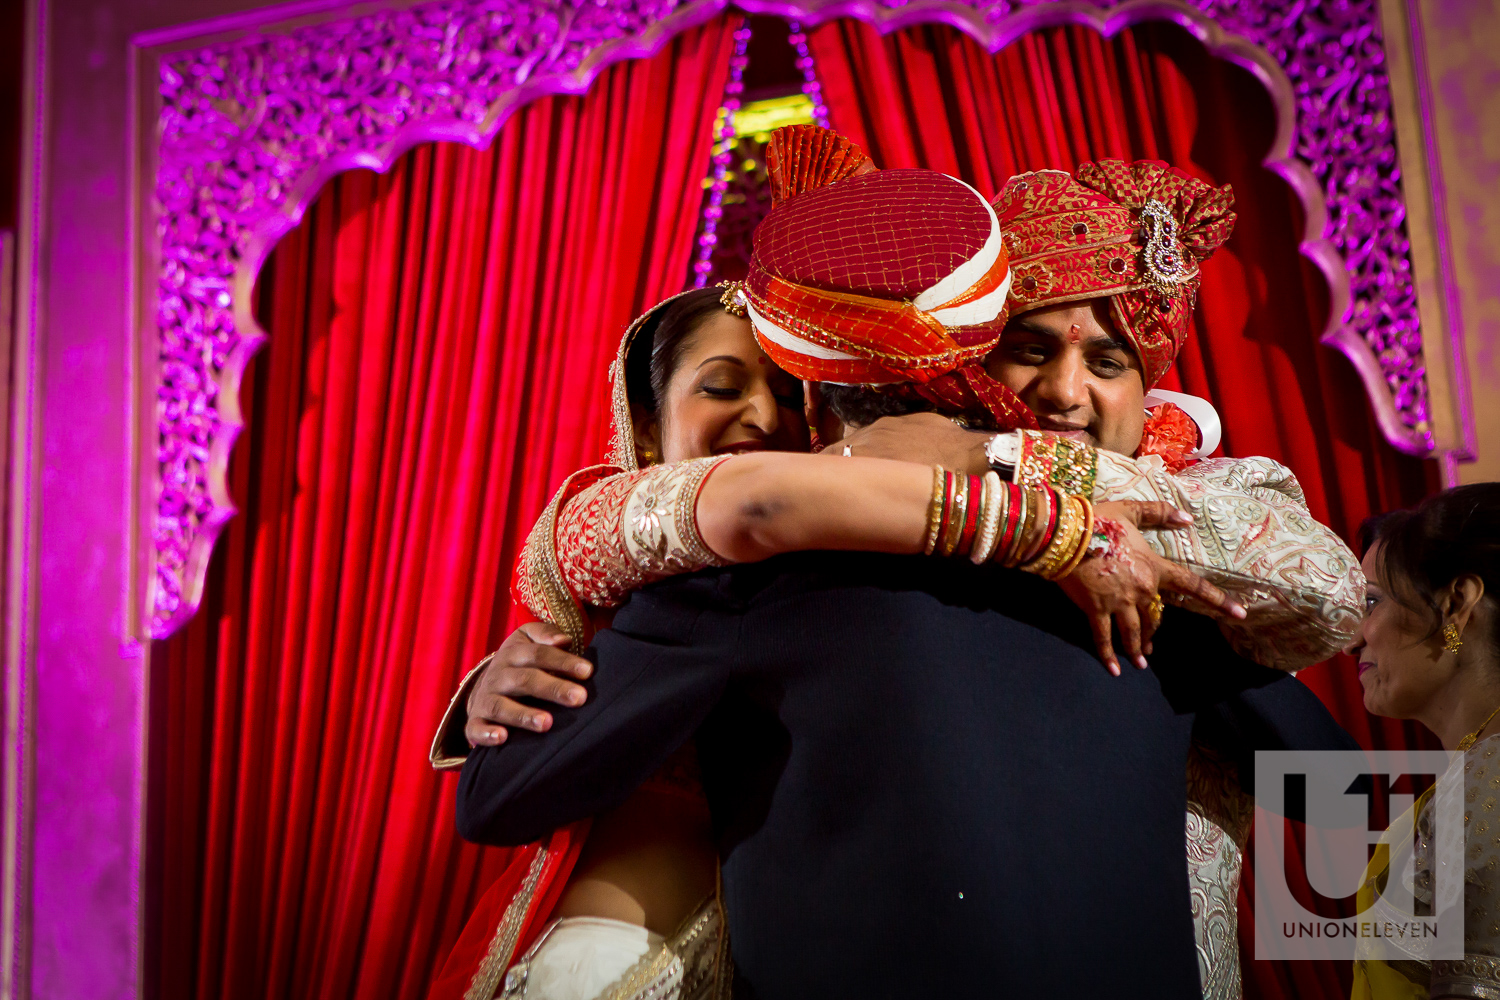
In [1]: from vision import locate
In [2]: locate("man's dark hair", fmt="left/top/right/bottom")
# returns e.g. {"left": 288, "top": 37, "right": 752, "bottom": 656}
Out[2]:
{"left": 820, "top": 384, "right": 934, "bottom": 427}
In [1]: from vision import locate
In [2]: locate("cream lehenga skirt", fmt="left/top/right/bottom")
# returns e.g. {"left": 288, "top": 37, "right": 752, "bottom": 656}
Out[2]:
{"left": 499, "top": 895, "right": 731, "bottom": 1000}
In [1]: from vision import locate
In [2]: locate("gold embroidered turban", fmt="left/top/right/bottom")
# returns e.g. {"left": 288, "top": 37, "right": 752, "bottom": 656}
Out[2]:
{"left": 744, "top": 125, "right": 1035, "bottom": 430}
{"left": 993, "top": 160, "right": 1236, "bottom": 388}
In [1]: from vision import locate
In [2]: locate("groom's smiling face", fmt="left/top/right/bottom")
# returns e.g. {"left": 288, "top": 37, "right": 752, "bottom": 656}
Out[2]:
{"left": 983, "top": 298, "right": 1147, "bottom": 454}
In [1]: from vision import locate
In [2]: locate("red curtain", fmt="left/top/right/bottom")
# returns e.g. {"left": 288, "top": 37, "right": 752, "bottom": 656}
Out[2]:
{"left": 149, "top": 17, "right": 736, "bottom": 1000}
{"left": 809, "top": 18, "right": 1438, "bottom": 999}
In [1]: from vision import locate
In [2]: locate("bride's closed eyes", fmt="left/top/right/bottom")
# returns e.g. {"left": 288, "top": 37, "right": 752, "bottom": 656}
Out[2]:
{"left": 694, "top": 357, "right": 751, "bottom": 399}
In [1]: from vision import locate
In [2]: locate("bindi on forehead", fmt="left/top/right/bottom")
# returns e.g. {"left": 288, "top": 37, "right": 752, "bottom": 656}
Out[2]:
{"left": 757, "top": 356, "right": 767, "bottom": 365}
{"left": 1067, "top": 325, "right": 1082, "bottom": 345}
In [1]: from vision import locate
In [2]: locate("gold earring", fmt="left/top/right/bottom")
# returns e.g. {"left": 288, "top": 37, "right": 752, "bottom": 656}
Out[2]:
{"left": 640, "top": 447, "right": 658, "bottom": 464}
{"left": 1443, "top": 622, "right": 1464, "bottom": 654}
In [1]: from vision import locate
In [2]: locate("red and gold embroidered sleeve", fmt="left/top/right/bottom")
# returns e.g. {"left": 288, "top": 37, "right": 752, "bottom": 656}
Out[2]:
{"left": 511, "top": 466, "right": 619, "bottom": 646}
{"left": 513, "top": 458, "right": 733, "bottom": 644}
{"left": 553, "top": 470, "right": 652, "bottom": 609}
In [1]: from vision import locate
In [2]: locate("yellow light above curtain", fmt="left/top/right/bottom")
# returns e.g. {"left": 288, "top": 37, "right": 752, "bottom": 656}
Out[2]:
{"left": 702, "top": 93, "right": 817, "bottom": 189}
{"left": 732, "top": 93, "right": 818, "bottom": 137}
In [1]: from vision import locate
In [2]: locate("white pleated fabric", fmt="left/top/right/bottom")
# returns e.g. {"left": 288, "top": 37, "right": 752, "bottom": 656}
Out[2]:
{"left": 520, "top": 918, "right": 665, "bottom": 1000}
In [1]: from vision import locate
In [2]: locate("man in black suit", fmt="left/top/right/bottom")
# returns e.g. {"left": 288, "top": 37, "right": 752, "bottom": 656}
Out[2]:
{"left": 459, "top": 550, "right": 1315, "bottom": 997}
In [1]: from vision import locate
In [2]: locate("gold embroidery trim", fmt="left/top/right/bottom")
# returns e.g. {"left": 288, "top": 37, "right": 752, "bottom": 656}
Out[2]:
{"left": 624, "top": 457, "right": 733, "bottom": 577}
{"left": 429, "top": 655, "right": 493, "bottom": 770}
{"left": 521, "top": 468, "right": 606, "bottom": 652}
{"left": 595, "top": 893, "right": 727, "bottom": 1000}
{"left": 598, "top": 946, "right": 681, "bottom": 1000}
{"left": 465, "top": 846, "right": 550, "bottom": 1000}
{"left": 676, "top": 456, "right": 733, "bottom": 567}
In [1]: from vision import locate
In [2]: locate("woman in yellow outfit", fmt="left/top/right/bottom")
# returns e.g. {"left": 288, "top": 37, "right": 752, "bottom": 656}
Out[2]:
{"left": 1350, "top": 483, "right": 1500, "bottom": 999}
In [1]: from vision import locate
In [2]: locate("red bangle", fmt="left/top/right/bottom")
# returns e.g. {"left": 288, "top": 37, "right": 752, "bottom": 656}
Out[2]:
{"left": 995, "top": 482, "right": 1022, "bottom": 562}
{"left": 956, "top": 475, "right": 982, "bottom": 557}
{"left": 1037, "top": 488, "right": 1060, "bottom": 560}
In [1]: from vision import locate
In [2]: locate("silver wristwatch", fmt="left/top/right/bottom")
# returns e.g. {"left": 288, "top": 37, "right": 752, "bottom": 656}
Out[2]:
{"left": 983, "top": 431, "right": 1021, "bottom": 480}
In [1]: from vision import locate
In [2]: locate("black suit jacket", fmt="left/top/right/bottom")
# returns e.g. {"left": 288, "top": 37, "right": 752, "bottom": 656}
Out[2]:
{"left": 458, "top": 551, "right": 1350, "bottom": 999}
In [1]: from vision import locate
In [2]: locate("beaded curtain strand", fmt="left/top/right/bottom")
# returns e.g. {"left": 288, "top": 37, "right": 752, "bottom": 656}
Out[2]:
{"left": 787, "top": 20, "right": 831, "bottom": 128}
{"left": 692, "top": 20, "right": 753, "bottom": 288}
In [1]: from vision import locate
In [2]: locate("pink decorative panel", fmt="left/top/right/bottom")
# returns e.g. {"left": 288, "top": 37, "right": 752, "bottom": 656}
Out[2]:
{"left": 151, "top": 0, "right": 728, "bottom": 636}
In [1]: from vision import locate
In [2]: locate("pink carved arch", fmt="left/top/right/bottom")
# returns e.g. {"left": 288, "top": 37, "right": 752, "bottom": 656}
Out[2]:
{"left": 144, "top": 0, "right": 1426, "bottom": 638}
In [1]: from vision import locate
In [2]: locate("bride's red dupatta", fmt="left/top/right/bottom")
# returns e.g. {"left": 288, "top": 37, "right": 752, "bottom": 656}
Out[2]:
{"left": 424, "top": 468, "right": 619, "bottom": 1000}
{"left": 425, "top": 820, "right": 589, "bottom": 1000}
{"left": 427, "top": 292, "right": 715, "bottom": 999}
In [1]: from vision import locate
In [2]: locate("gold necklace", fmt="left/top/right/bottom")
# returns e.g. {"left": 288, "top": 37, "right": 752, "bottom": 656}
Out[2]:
{"left": 1456, "top": 702, "right": 1500, "bottom": 752}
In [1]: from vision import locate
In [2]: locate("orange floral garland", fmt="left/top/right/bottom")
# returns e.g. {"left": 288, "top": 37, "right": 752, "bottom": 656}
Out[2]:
{"left": 1135, "top": 400, "right": 1202, "bottom": 473}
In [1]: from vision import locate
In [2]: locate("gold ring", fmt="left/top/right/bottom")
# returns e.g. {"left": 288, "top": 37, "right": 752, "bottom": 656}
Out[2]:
{"left": 1146, "top": 594, "right": 1164, "bottom": 629}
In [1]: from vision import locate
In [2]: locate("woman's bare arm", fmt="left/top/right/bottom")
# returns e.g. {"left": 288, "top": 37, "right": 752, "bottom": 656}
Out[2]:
{"left": 694, "top": 452, "right": 1234, "bottom": 673}
{"left": 437, "top": 451, "right": 1242, "bottom": 766}
{"left": 695, "top": 453, "right": 931, "bottom": 562}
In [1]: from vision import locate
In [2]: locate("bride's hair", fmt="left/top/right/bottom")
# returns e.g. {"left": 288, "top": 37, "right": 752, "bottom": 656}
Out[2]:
{"left": 1362, "top": 483, "right": 1500, "bottom": 648}
{"left": 623, "top": 287, "right": 733, "bottom": 416}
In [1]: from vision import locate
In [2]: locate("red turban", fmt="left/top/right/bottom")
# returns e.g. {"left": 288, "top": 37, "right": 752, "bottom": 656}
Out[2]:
{"left": 742, "top": 130, "right": 1236, "bottom": 428}
{"left": 745, "top": 125, "right": 1035, "bottom": 429}
{"left": 994, "top": 161, "right": 1236, "bottom": 388}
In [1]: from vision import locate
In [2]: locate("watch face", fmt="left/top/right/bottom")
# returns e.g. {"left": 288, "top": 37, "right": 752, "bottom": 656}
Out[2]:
{"left": 986, "top": 433, "right": 1019, "bottom": 469}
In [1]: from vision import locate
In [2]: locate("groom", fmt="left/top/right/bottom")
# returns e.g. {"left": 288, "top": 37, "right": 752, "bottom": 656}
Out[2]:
{"left": 455, "top": 142, "right": 1357, "bottom": 997}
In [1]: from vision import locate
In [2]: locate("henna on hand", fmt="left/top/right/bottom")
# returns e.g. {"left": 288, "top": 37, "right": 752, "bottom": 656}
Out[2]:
{"left": 1060, "top": 501, "right": 1246, "bottom": 674}
{"left": 1060, "top": 516, "right": 1158, "bottom": 674}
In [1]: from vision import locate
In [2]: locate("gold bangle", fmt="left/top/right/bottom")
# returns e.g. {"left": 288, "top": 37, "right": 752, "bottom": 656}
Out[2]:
{"left": 1023, "top": 492, "right": 1080, "bottom": 580}
{"left": 1055, "top": 496, "right": 1095, "bottom": 579}
{"left": 939, "top": 472, "right": 968, "bottom": 557}
{"left": 922, "top": 465, "right": 945, "bottom": 556}
{"left": 1062, "top": 497, "right": 1098, "bottom": 578}
{"left": 1018, "top": 488, "right": 1055, "bottom": 564}
{"left": 1053, "top": 499, "right": 1086, "bottom": 579}
{"left": 1050, "top": 496, "right": 1087, "bottom": 580}
{"left": 971, "top": 471, "right": 1004, "bottom": 564}
{"left": 1019, "top": 496, "right": 1061, "bottom": 577}
{"left": 1060, "top": 496, "right": 1090, "bottom": 577}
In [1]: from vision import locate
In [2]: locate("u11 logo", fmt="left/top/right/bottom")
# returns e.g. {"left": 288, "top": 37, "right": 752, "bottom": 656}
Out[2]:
{"left": 1252, "top": 750, "right": 1464, "bottom": 962}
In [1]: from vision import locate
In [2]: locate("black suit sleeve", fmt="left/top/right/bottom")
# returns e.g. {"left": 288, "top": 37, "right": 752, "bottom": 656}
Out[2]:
{"left": 1193, "top": 670, "right": 1362, "bottom": 800}
{"left": 455, "top": 579, "right": 738, "bottom": 846}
